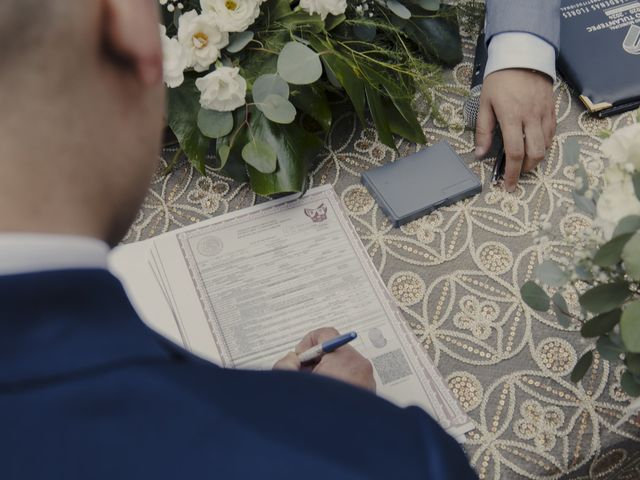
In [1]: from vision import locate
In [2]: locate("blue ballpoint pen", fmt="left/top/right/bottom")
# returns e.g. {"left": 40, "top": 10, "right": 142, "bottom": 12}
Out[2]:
{"left": 297, "top": 331, "right": 358, "bottom": 363}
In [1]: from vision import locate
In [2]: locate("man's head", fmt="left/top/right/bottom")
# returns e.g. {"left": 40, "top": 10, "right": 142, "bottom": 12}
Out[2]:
{"left": 0, "top": 0, "right": 165, "bottom": 246}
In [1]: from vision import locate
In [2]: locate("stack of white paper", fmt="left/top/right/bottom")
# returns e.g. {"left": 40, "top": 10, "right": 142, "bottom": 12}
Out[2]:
{"left": 110, "top": 185, "right": 473, "bottom": 441}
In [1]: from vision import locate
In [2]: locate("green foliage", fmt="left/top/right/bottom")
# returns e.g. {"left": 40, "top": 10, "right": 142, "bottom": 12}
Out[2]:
{"left": 165, "top": 0, "right": 464, "bottom": 195}
{"left": 521, "top": 281, "right": 550, "bottom": 312}
{"left": 581, "top": 309, "right": 621, "bottom": 338}
{"left": 535, "top": 261, "right": 569, "bottom": 288}
{"left": 571, "top": 351, "right": 593, "bottom": 383}
{"left": 593, "top": 233, "right": 634, "bottom": 267}
{"left": 579, "top": 282, "right": 631, "bottom": 315}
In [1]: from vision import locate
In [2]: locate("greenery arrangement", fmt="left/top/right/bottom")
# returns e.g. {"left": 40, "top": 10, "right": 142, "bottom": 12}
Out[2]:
{"left": 521, "top": 113, "right": 640, "bottom": 399}
{"left": 159, "top": 0, "right": 465, "bottom": 195}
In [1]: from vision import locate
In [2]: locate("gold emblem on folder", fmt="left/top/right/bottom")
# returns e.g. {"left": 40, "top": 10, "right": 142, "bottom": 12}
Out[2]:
{"left": 579, "top": 95, "right": 613, "bottom": 114}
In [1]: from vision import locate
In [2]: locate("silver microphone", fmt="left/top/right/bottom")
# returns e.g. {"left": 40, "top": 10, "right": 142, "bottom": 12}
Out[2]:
{"left": 463, "top": 84, "right": 483, "bottom": 128}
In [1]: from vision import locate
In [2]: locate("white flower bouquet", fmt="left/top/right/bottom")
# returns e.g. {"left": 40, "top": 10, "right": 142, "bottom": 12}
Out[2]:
{"left": 521, "top": 112, "right": 640, "bottom": 399}
{"left": 159, "top": 0, "right": 467, "bottom": 195}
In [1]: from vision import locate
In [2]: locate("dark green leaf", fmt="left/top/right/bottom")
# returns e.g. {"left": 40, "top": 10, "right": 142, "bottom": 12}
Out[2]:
{"left": 579, "top": 282, "right": 631, "bottom": 314}
{"left": 216, "top": 143, "right": 230, "bottom": 170}
{"left": 290, "top": 84, "right": 332, "bottom": 131}
{"left": 383, "top": 90, "right": 427, "bottom": 144}
{"left": 597, "top": 335, "right": 624, "bottom": 362}
{"left": 325, "top": 14, "right": 346, "bottom": 31}
{"left": 319, "top": 52, "right": 366, "bottom": 122}
{"left": 197, "top": 109, "right": 234, "bottom": 139}
{"left": 622, "top": 232, "right": 640, "bottom": 280}
{"left": 571, "top": 351, "right": 593, "bottom": 383}
{"left": 613, "top": 216, "right": 640, "bottom": 237}
{"left": 242, "top": 139, "right": 277, "bottom": 174}
{"left": 246, "top": 112, "right": 322, "bottom": 196}
{"left": 593, "top": 233, "right": 633, "bottom": 267}
{"left": 621, "top": 301, "right": 640, "bottom": 353}
{"left": 621, "top": 371, "right": 640, "bottom": 397}
{"left": 278, "top": 10, "right": 324, "bottom": 31}
{"left": 626, "top": 353, "right": 640, "bottom": 374}
{"left": 168, "top": 78, "right": 210, "bottom": 174}
{"left": 564, "top": 138, "right": 580, "bottom": 165}
{"left": 402, "top": 5, "right": 462, "bottom": 67}
{"left": 365, "top": 84, "right": 395, "bottom": 149}
{"left": 535, "top": 260, "right": 569, "bottom": 287}
{"left": 552, "top": 293, "right": 572, "bottom": 327}
{"left": 521, "top": 281, "right": 550, "bottom": 312}
{"left": 353, "top": 24, "right": 377, "bottom": 41}
{"left": 581, "top": 309, "right": 621, "bottom": 338}
{"left": 277, "top": 42, "right": 323, "bottom": 85}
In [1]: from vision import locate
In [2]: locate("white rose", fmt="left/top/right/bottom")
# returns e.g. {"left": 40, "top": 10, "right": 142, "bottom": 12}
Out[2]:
{"left": 196, "top": 66, "right": 247, "bottom": 111}
{"left": 178, "top": 10, "right": 229, "bottom": 72}
{"left": 596, "top": 165, "right": 640, "bottom": 239}
{"left": 200, "top": 0, "right": 262, "bottom": 33}
{"left": 299, "top": 0, "right": 347, "bottom": 20}
{"left": 159, "top": 26, "right": 188, "bottom": 88}
{"left": 601, "top": 123, "right": 640, "bottom": 170}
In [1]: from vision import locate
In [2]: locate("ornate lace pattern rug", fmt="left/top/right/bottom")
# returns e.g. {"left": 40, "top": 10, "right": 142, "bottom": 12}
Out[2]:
{"left": 125, "top": 35, "right": 640, "bottom": 479}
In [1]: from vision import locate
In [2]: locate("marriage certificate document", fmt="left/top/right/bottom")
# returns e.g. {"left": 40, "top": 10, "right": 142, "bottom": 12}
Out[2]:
{"left": 111, "top": 185, "right": 473, "bottom": 440}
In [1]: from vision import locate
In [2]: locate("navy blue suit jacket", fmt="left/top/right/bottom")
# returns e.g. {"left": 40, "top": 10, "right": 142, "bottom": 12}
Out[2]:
{"left": 0, "top": 270, "right": 476, "bottom": 479}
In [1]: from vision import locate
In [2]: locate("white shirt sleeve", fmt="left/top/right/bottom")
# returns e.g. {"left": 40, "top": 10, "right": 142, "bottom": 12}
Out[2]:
{"left": 484, "top": 32, "right": 557, "bottom": 82}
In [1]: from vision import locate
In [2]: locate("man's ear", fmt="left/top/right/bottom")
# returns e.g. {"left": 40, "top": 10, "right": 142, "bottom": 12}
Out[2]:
{"left": 102, "top": 0, "right": 163, "bottom": 86}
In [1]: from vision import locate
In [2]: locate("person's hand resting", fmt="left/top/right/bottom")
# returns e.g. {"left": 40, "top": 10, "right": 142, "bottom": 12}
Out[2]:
{"left": 274, "top": 327, "right": 376, "bottom": 392}
{"left": 475, "top": 69, "right": 556, "bottom": 192}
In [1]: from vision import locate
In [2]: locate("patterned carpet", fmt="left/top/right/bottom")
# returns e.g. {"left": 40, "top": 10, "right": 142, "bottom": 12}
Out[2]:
{"left": 126, "top": 31, "right": 640, "bottom": 480}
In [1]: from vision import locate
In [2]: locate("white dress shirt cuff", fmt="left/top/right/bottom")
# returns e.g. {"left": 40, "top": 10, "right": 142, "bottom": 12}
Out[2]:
{"left": 484, "top": 32, "right": 557, "bottom": 83}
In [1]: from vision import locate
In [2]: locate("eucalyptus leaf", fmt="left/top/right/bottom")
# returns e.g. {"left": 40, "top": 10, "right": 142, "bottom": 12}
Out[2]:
{"left": 621, "top": 301, "right": 640, "bottom": 353}
{"left": 257, "top": 95, "right": 297, "bottom": 124}
{"left": 571, "top": 351, "right": 593, "bottom": 383}
{"left": 564, "top": 138, "right": 580, "bottom": 165}
{"left": 597, "top": 335, "right": 624, "bottom": 362}
{"left": 572, "top": 192, "right": 597, "bottom": 216}
{"left": 521, "top": 281, "right": 550, "bottom": 312}
{"left": 277, "top": 42, "right": 323, "bottom": 85}
{"left": 593, "top": 233, "right": 633, "bottom": 267}
{"left": 252, "top": 74, "right": 290, "bottom": 104}
{"left": 621, "top": 371, "right": 640, "bottom": 397}
{"left": 353, "top": 24, "right": 377, "bottom": 42}
{"left": 387, "top": 0, "right": 412, "bottom": 19}
{"left": 622, "top": 232, "right": 640, "bottom": 280}
{"left": 242, "top": 140, "right": 277, "bottom": 174}
{"left": 535, "top": 260, "right": 569, "bottom": 287}
{"left": 226, "top": 31, "right": 254, "bottom": 53}
{"left": 613, "top": 216, "right": 640, "bottom": 237}
{"left": 197, "top": 109, "right": 234, "bottom": 139}
{"left": 552, "top": 293, "right": 572, "bottom": 327}
{"left": 579, "top": 282, "right": 631, "bottom": 314}
{"left": 575, "top": 264, "right": 593, "bottom": 281}
{"left": 581, "top": 309, "right": 621, "bottom": 338}
{"left": 414, "top": 0, "right": 441, "bottom": 10}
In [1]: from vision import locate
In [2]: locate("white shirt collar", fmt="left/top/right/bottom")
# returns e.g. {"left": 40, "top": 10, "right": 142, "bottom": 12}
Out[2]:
{"left": 0, "top": 234, "right": 109, "bottom": 276}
